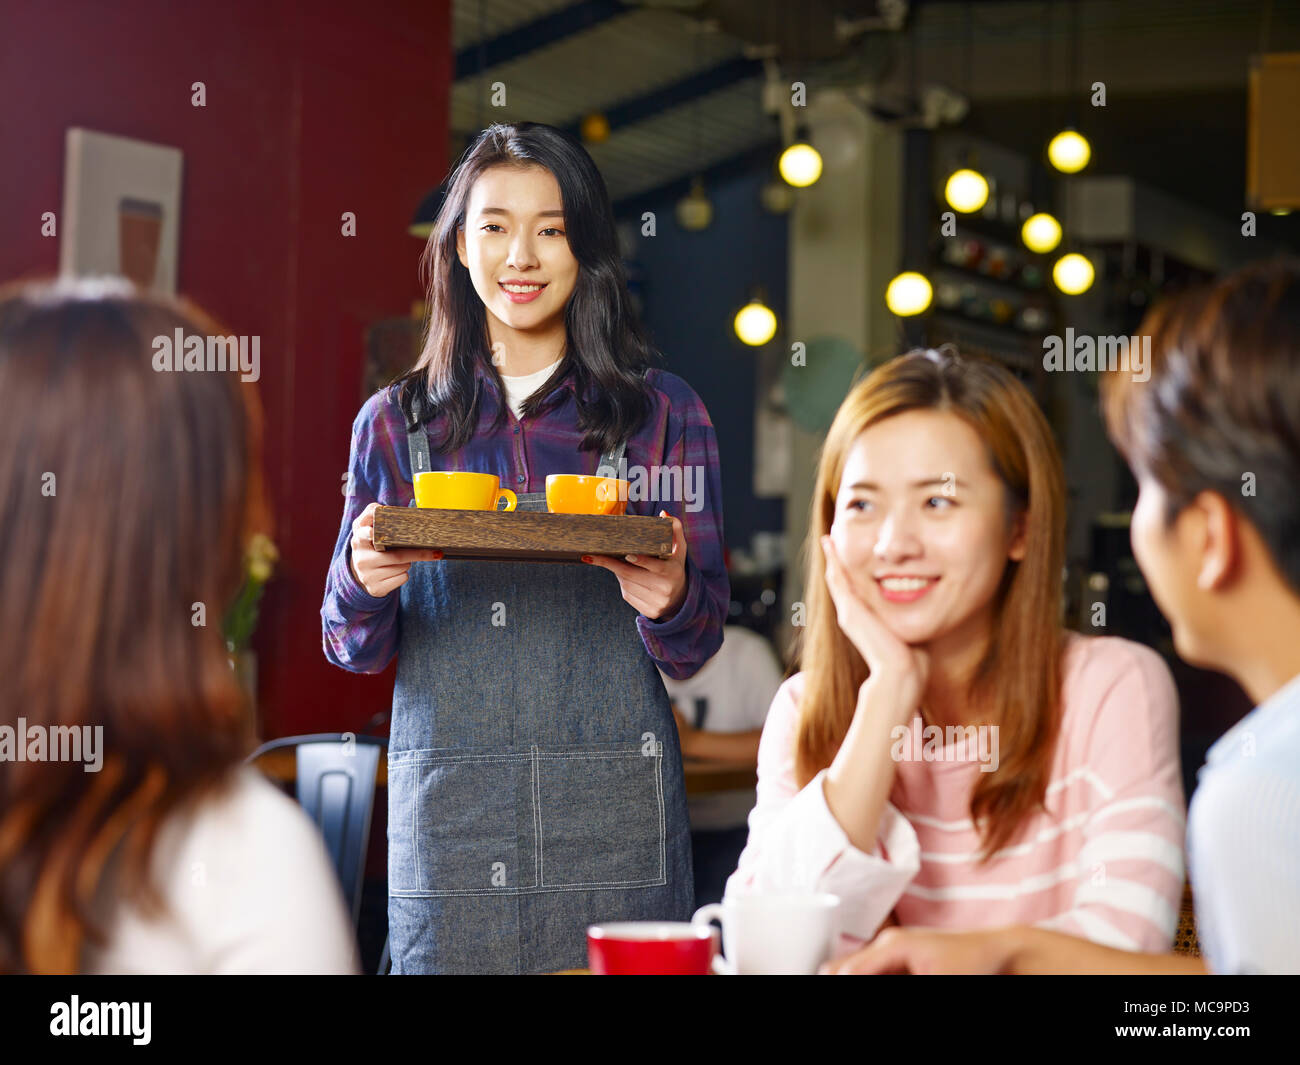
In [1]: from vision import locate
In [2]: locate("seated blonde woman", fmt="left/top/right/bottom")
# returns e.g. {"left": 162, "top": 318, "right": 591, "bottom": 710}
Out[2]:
{"left": 727, "top": 348, "right": 1185, "bottom": 956}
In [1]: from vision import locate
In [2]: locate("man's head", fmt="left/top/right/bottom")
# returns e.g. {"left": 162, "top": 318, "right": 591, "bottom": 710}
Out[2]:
{"left": 1102, "top": 258, "right": 1300, "bottom": 692}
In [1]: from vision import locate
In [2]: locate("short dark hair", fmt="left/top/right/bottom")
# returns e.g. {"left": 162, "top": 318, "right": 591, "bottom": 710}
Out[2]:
{"left": 1101, "top": 257, "right": 1300, "bottom": 593}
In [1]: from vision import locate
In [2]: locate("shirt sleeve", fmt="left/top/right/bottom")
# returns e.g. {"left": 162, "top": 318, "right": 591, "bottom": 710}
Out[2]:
{"left": 185, "top": 772, "right": 361, "bottom": 974}
{"left": 635, "top": 385, "right": 729, "bottom": 680}
{"left": 724, "top": 675, "right": 922, "bottom": 941}
{"left": 320, "top": 389, "right": 406, "bottom": 674}
{"left": 1034, "top": 640, "right": 1186, "bottom": 952}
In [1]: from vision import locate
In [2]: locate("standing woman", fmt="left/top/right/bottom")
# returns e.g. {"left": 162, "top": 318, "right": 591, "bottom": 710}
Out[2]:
{"left": 322, "top": 122, "right": 728, "bottom": 974}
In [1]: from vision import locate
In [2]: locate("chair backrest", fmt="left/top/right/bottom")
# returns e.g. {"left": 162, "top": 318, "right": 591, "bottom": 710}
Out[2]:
{"left": 246, "top": 733, "right": 384, "bottom": 926}
{"left": 1173, "top": 879, "right": 1201, "bottom": 957}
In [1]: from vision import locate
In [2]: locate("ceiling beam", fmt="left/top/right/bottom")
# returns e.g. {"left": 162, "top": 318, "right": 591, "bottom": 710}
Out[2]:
{"left": 456, "top": 0, "right": 631, "bottom": 80}
{"left": 559, "top": 55, "right": 763, "bottom": 139}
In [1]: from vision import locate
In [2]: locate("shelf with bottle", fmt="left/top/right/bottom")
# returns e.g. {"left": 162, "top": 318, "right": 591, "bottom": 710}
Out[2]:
{"left": 934, "top": 228, "right": 1051, "bottom": 289}
{"left": 945, "top": 202, "right": 1041, "bottom": 246}
{"left": 927, "top": 189, "right": 1061, "bottom": 338}
{"left": 929, "top": 275, "right": 1055, "bottom": 335}
{"left": 1094, "top": 241, "right": 1217, "bottom": 334}
{"left": 926, "top": 313, "right": 1040, "bottom": 367}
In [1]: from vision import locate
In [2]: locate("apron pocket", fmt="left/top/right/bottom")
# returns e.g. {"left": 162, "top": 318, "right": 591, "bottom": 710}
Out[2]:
{"left": 388, "top": 748, "right": 538, "bottom": 896}
{"left": 535, "top": 741, "right": 666, "bottom": 890}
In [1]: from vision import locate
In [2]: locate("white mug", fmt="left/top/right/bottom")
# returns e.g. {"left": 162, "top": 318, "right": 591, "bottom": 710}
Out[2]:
{"left": 690, "top": 893, "right": 840, "bottom": 975}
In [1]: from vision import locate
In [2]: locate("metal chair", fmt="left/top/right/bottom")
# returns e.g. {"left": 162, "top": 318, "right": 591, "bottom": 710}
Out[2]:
{"left": 245, "top": 733, "right": 384, "bottom": 931}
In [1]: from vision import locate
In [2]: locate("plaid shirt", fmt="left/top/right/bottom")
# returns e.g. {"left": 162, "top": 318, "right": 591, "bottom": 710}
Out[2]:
{"left": 322, "top": 360, "right": 728, "bottom": 680}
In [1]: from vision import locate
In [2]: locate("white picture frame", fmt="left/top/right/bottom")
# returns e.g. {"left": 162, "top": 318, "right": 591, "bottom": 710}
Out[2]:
{"left": 60, "top": 128, "right": 183, "bottom": 294}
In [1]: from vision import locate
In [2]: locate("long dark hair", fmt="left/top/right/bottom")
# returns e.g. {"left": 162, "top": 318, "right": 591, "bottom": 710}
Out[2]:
{"left": 396, "top": 121, "right": 656, "bottom": 454}
{"left": 0, "top": 277, "right": 267, "bottom": 973}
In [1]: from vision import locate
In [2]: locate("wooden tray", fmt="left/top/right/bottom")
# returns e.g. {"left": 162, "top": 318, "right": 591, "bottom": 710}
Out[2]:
{"left": 371, "top": 506, "right": 674, "bottom": 564}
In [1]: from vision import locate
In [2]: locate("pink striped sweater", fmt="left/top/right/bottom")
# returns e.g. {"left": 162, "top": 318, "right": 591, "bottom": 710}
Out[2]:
{"left": 725, "top": 633, "right": 1186, "bottom": 952}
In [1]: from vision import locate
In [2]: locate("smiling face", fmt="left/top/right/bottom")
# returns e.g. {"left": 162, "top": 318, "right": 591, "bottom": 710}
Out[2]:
{"left": 830, "top": 408, "right": 1027, "bottom": 652}
{"left": 455, "top": 164, "right": 579, "bottom": 338}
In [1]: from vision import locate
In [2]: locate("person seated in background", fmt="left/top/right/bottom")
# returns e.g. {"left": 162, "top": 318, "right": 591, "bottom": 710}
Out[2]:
{"left": 729, "top": 347, "right": 1186, "bottom": 957}
{"left": 660, "top": 623, "right": 784, "bottom": 905}
{"left": 829, "top": 259, "right": 1300, "bottom": 975}
{"left": 0, "top": 279, "right": 359, "bottom": 975}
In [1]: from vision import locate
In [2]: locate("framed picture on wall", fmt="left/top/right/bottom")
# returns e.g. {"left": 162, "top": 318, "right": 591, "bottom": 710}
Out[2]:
{"left": 60, "top": 128, "right": 183, "bottom": 294}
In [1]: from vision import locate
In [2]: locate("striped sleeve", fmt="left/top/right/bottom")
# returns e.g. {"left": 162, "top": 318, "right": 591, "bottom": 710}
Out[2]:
{"left": 724, "top": 675, "right": 922, "bottom": 940}
{"left": 1037, "top": 641, "right": 1186, "bottom": 951}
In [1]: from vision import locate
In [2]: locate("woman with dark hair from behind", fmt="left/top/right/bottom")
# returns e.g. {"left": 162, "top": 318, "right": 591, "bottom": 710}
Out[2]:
{"left": 0, "top": 279, "right": 359, "bottom": 974}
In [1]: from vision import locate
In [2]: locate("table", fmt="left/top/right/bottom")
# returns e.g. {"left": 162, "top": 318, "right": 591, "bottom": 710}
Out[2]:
{"left": 681, "top": 758, "right": 757, "bottom": 795}
{"left": 250, "top": 749, "right": 753, "bottom": 795}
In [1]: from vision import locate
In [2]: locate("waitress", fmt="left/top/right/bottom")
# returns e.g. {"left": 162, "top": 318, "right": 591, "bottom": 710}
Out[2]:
{"left": 322, "top": 122, "right": 728, "bottom": 974}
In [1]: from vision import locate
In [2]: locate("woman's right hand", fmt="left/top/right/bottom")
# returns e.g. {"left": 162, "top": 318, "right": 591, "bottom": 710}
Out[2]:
{"left": 349, "top": 501, "right": 443, "bottom": 597}
{"left": 820, "top": 533, "right": 929, "bottom": 723}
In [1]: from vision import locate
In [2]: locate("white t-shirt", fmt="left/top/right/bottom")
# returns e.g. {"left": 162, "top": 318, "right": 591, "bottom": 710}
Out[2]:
{"left": 500, "top": 358, "right": 562, "bottom": 419}
{"left": 82, "top": 767, "right": 361, "bottom": 974}
{"left": 659, "top": 625, "right": 784, "bottom": 830}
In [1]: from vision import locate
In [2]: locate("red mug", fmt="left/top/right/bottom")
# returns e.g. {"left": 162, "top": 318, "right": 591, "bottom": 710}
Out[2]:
{"left": 587, "top": 922, "right": 717, "bottom": 975}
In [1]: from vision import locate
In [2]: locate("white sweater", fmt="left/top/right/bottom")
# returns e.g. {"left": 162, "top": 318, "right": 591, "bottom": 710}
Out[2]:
{"left": 83, "top": 767, "right": 360, "bottom": 974}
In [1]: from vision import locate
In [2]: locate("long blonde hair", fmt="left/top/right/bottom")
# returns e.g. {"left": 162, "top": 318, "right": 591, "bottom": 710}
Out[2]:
{"left": 794, "top": 348, "right": 1066, "bottom": 859}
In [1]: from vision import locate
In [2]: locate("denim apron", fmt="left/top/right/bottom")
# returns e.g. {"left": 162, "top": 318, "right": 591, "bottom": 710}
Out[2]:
{"left": 386, "top": 404, "right": 695, "bottom": 974}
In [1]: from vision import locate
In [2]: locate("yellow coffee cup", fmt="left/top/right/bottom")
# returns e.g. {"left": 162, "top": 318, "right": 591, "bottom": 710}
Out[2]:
{"left": 414, "top": 471, "right": 517, "bottom": 511}
{"left": 545, "top": 474, "right": 628, "bottom": 515}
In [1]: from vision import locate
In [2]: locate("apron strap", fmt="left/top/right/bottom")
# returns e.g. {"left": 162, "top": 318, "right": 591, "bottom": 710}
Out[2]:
{"left": 405, "top": 387, "right": 626, "bottom": 509}
{"left": 406, "top": 389, "right": 433, "bottom": 484}
{"left": 595, "top": 439, "right": 625, "bottom": 478}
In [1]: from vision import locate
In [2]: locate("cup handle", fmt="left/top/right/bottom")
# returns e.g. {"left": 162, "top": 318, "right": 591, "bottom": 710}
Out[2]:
{"left": 594, "top": 480, "right": 617, "bottom": 515}
{"left": 497, "top": 488, "right": 517, "bottom": 512}
{"left": 691, "top": 904, "right": 728, "bottom": 974}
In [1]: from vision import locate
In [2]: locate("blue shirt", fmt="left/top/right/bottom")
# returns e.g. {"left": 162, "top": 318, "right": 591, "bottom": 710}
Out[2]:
{"left": 1187, "top": 669, "right": 1300, "bottom": 973}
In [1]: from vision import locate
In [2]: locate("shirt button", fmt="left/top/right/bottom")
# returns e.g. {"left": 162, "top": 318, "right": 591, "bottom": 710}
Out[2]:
{"left": 516, "top": 475, "right": 525, "bottom": 484}
{"left": 513, "top": 426, "right": 520, "bottom": 434}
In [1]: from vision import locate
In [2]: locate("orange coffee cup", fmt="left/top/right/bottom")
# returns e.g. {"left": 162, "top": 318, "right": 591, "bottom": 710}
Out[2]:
{"left": 414, "top": 471, "right": 517, "bottom": 511}
{"left": 545, "top": 474, "right": 628, "bottom": 515}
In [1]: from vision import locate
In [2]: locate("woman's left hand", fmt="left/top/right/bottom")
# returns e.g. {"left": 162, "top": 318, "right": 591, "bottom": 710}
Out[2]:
{"left": 821, "top": 927, "right": 1014, "bottom": 975}
{"left": 583, "top": 511, "right": 688, "bottom": 621}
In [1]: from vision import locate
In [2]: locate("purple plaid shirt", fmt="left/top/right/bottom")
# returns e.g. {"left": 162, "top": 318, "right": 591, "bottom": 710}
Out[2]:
{"left": 322, "top": 360, "right": 728, "bottom": 680}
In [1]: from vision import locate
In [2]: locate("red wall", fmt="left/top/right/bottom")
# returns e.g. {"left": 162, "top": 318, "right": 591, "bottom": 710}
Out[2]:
{"left": 0, "top": 0, "right": 452, "bottom": 737}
